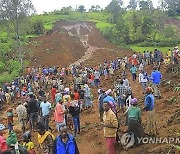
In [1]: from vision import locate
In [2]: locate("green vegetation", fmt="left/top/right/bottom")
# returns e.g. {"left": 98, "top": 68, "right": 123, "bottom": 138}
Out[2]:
{"left": 130, "top": 45, "right": 178, "bottom": 53}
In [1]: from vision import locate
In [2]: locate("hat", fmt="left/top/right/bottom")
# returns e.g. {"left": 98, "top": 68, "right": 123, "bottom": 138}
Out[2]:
{"left": 6, "top": 131, "right": 18, "bottom": 146}
{"left": 175, "top": 46, "right": 178, "bottom": 49}
{"left": 105, "top": 89, "right": 112, "bottom": 95}
{"left": 130, "top": 98, "right": 138, "bottom": 105}
{"left": 64, "top": 87, "right": 70, "bottom": 92}
{"left": 0, "top": 124, "right": 5, "bottom": 131}
{"left": 146, "top": 87, "right": 153, "bottom": 93}
{"left": 98, "top": 89, "right": 102, "bottom": 94}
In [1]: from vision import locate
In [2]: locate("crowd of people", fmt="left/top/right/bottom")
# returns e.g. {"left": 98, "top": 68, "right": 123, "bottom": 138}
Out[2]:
{"left": 0, "top": 46, "right": 179, "bottom": 154}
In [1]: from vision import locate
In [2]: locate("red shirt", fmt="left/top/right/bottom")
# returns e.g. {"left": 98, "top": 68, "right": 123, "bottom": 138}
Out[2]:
{"left": 0, "top": 135, "right": 7, "bottom": 152}
{"left": 74, "top": 92, "right": 80, "bottom": 100}
{"left": 132, "top": 58, "right": 138, "bottom": 66}
{"left": 90, "top": 74, "right": 94, "bottom": 80}
{"left": 51, "top": 88, "right": 56, "bottom": 96}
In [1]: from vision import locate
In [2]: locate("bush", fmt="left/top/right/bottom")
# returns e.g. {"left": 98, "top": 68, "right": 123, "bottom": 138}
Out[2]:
{"left": 7, "top": 60, "right": 21, "bottom": 74}
{"left": 0, "top": 71, "right": 10, "bottom": 83}
{"left": 31, "top": 19, "right": 45, "bottom": 35}
{"left": 0, "top": 61, "right": 5, "bottom": 73}
{"left": 0, "top": 70, "right": 20, "bottom": 83}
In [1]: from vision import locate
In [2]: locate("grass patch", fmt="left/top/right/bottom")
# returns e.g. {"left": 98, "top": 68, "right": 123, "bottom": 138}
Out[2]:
{"left": 176, "top": 16, "right": 180, "bottom": 20}
{"left": 96, "top": 22, "right": 114, "bottom": 29}
{"left": 31, "top": 12, "right": 110, "bottom": 30}
{"left": 130, "top": 44, "right": 179, "bottom": 53}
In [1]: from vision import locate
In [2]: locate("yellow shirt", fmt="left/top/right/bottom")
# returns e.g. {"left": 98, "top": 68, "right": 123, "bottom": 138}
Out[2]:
{"left": 167, "top": 51, "right": 172, "bottom": 57}
{"left": 23, "top": 141, "right": 34, "bottom": 151}
{"left": 164, "top": 58, "right": 170, "bottom": 65}
{"left": 63, "top": 95, "right": 71, "bottom": 106}
{"left": 103, "top": 109, "right": 118, "bottom": 137}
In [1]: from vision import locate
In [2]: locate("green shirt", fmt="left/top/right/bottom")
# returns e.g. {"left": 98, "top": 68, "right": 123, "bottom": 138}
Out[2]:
{"left": 128, "top": 106, "right": 141, "bottom": 122}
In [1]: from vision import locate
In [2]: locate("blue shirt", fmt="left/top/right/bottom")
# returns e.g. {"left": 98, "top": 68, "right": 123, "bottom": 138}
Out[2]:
{"left": 144, "top": 94, "right": 154, "bottom": 111}
{"left": 40, "top": 101, "right": 51, "bottom": 116}
{"left": 130, "top": 67, "right": 137, "bottom": 74}
{"left": 55, "top": 93, "right": 62, "bottom": 103}
{"left": 151, "top": 70, "right": 162, "bottom": 84}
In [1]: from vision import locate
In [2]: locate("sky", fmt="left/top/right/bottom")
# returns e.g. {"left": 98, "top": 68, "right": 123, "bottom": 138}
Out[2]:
{"left": 31, "top": 0, "right": 159, "bottom": 14}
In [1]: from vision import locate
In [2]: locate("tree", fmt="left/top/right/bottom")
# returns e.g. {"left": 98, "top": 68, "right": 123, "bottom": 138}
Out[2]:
{"left": 164, "top": 0, "right": 180, "bottom": 16}
{"left": 127, "top": 0, "right": 138, "bottom": 10}
{"left": 60, "top": 6, "right": 73, "bottom": 15}
{"left": 77, "top": 5, "right": 86, "bottom": 13}
{"left": 142, "top": 16, "right": 154, "bottom": 38}
{"left": 89, "top": 5, "right": 101, "bottom": 12}
{"left": 106, "top": 0, "right": 124, "bottom": 23}
{"left": 139, "top": 0, "right": 154, "bottom": 11}
{"left": 0, "top": 0, "right": 35, "bottom": 71}
{"left": 31, "top": 19, "right": 44, "bottom": 35}
{"left": 158, "top": 0, "right": 167, "bottom": 11}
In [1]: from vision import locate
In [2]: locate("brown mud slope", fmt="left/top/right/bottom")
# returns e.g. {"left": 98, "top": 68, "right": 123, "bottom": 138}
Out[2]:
{"left": 25, "top": 20, "right": 132, "bottom": 67}
{"left": 25, "top": 33, "right": 86, "bottom": 67}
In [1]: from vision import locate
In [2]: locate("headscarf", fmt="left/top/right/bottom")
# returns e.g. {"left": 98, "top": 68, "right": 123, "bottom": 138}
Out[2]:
{"left": 130, "top": 98, "right": 138, "bottom": 105}
{"left": 6, "top": 131, "right": 18, "bottom": 146}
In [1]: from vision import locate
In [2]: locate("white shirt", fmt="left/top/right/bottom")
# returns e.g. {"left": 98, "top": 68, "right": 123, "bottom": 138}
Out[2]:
{"left": 139, "top": 73, "right": 148, "bottom": 83}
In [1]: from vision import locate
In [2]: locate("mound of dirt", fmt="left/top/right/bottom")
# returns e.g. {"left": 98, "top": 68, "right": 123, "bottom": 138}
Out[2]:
{"left": 25, "top": 20, "right": 132, "bottom": 67}
{"left": 25, "top": 33, "right": 86, "bottom": 67}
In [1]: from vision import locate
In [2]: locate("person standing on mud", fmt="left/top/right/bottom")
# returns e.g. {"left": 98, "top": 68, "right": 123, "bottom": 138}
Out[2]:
{"left": 28, "top": 94, "right": 39, "bottom": 131}
{"left": 69, "top": 94, "right": 81, "bottom": 136}
{"left": 150, "top": 67, "right": 162, "bottom": 99}
{"left": 127, "top": 98, "right": 144, "bottom": 144}
{"left": 16, "top": 102, "right": 27, "bottom": 133}
{"left": 130, "top": 65, "right": 137, "bottom": 81}
{"left": 54, "top": 99, "right": 67, "bottom": 132}
{"left": 102, "top": 102, "right": 118, "bottom": 154}
{"left": 98, "top": 89, "right": 106, "bottom": 122}
{"left": 139, "top": 70, "right": 148, "bottom": 94}
{"left": 143, "top": 87, "right": 157, "bottom": 136}
{"left": 40, "top": 96, "right": 52, "bottom": 131}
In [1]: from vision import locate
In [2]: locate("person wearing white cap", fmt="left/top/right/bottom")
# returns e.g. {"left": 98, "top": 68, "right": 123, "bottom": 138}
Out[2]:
{"left": 0, "top": 124, "right": 7, "bottom": 152}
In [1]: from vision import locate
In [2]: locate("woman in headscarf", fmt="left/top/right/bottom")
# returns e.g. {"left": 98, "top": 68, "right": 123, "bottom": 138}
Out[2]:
{"left": 5, "top": 131, "right": 28, "bottom": 153}
{"left": 127, "top": 98, "right": 145, "bottom": 145}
